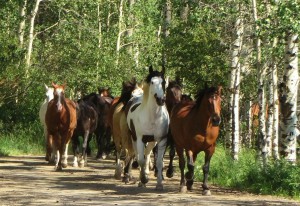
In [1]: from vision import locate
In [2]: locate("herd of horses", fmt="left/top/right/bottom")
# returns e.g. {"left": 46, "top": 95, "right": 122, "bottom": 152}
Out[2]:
{"left": 39, "top": 66, "right": 222, "bottom": 195}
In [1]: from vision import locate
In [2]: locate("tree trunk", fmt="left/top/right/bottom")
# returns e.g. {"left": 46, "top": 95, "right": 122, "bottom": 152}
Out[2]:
{"left": 279, "top": 32, "right": 299, "bottom": 163}
{"left": 230, "top": 12, "right": 243, "bottom": 161}
{"left": 272, "top": 38, "right": 280, "bottom": 160}
{"left": 18, "top": 0, "right": 27, "bottom": 47}
{"left": 252, "top": 0, "right": 267, "bottom": 161}
{"left": 25, "top": 0, "right": 41, "bottom": 74}
{"left": 162, "top": 0, "right": 171, "bottom": 69}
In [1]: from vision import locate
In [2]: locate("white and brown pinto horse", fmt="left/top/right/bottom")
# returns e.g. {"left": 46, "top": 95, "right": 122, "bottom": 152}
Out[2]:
{"left": 39, "top": 84, "right": 54, "bottom": 163}
{"left": 127, "top": 66, "right": 169, "bottom": 190}
{"left": 45, "top": 83, "right": 77, "bottom": 171}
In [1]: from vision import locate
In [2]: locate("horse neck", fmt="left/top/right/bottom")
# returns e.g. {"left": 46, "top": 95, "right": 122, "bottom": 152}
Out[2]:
{"left": 195, "top": 99, "right": 213, "bottom": 128}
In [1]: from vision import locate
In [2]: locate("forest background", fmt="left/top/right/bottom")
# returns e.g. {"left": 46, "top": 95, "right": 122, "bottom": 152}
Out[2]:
{"left": 0, "top": 0, "right": 299, "bottom": 200}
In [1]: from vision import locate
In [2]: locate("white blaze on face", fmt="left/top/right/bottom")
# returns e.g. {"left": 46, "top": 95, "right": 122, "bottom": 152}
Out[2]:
{"left": 56, "top": 88, "right": 63, "bottom": 111}
{"left": 151, "top": 77, "right": 164, "bottom": 99}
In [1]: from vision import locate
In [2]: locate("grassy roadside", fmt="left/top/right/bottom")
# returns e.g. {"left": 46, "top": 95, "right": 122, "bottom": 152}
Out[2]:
{"left": 195, "top": 146, "right": 300, "bottom": 200}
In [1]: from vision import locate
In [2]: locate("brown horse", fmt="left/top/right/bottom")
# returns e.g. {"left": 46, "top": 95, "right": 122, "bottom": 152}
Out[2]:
{"left": 170, "top": 86, "right": 222, "bottom": 195}
{"left": 45, "top": 83, "right": 77, "bottom": 171}
{"left": 109, "top": 78, "right": 143, "bottom": 182}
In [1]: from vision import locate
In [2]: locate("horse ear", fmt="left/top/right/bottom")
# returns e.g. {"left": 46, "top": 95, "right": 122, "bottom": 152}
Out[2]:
{"left": 44, "top": 84, "right": 49, "bottom": 90}
{"left": 62, "top": 82, "right": 66, "bottom": 89}
{"left": 218, "top": 86, "right": 222, "bottom": 95}
{"left": 149, "top": 65, "right": 153, "bottom": 73}
{"left": 52, "top": 82, "right": 57, "bottom": 88}
{"left": 165, "top": 76, "right": 169, "bottom": 88}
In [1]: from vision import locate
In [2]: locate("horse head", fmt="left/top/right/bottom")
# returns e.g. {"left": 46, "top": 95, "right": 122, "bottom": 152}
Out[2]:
{"left": 52, "top": 82, "right": 66, "bottom": 112}
{"left": 207, "top": 86, "right": 222, "bottom": 126}
{"left": 146, "top": 66, "right": 166, "bottom": 106}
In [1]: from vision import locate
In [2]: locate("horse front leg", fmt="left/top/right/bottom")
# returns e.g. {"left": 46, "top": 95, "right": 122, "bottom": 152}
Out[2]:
{"left": 166, "top": 131, "right": 175, "bottom": 178}
{"left": 80, "top": 130, "right": 90, "bottom": 167}
{"left": 123, "top": 153, "right": 134, "bottom": 183}
{"left": 185, "top": 150, "right": 196, "bottom": 191}
{"left": 202, "top": 147, "right": 215, "bottom": 196}
{"left": 176, "top": 147, "right": 186, "bottom": 193}
{"left": 135, "top": 139, "right": 147, "bottom": 187}
{"left": 155, "top": 138, "right": 167, "bottom": 190}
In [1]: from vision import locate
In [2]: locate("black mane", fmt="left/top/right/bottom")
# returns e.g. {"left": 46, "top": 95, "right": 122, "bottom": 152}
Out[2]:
{"left": 118, "top": 78, "right": 138, "bottom": 106}
{"left": 195, "top": 86, "right": 219, "bottom": 107}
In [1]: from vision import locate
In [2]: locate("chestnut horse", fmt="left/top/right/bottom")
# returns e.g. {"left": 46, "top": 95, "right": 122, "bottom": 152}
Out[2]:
{"left": 170, "top": 86, "right": 222, "bottom": 195}
{"left": 45, "top": 83, "right": 77, "bottom": 171}
{"left": 109, "top": 78, "right": 143, "bottom": 182}
{"left": 127, "top": 66, "right": 169, "bottom": 190}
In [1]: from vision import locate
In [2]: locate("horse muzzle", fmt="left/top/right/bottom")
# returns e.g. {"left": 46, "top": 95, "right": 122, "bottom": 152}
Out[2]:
{"left": 211, "top": 114, "right": 221, "bottom": 126}
{"left": 154, "top": 94, "right": 165, "bottom": 106}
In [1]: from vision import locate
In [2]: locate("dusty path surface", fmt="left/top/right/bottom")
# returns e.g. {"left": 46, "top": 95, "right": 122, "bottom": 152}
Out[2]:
{"left": 0, "top": 155, "right": 299, "bottom": 206}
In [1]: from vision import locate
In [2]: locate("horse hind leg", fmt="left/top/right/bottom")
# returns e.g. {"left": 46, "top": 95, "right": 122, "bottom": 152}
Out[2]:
{"left": 177, "top": 147, "right": 187, "bottom": 193}
{"left": 166, "top": 133, "right": 175, "bottom": 178}
{"left": 114, "top": 147, "right": 123, "bottom": 180}
{"left": 122, "top": 154, "right": 135, "bottom": 184}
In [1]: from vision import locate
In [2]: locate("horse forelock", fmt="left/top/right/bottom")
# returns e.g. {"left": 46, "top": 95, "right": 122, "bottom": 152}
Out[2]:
{"left": 195, "top": 86, "right": 220, "bottom": 108}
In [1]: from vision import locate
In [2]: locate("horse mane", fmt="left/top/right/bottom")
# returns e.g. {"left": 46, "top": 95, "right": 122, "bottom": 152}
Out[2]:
{"left": 117, "top": 78, "right": 138, "bottom": 106}
{"left": 195, "top": 86, "right": 219, "bottom": 108}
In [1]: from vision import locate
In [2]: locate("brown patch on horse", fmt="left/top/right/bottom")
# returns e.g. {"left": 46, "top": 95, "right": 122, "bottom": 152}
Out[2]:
{"left": 142, "top": 135, "right": 155, "bottom": 143}
{"left": 129, "top": 119, "right": 137, "bottom": 141}
{"left": 130, "top": 103, "right": 140, "bottom": 113}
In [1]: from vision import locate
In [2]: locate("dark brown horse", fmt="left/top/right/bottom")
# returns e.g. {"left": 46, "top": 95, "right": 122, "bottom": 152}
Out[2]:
{"left": 82, "top": 92, "right": 113, "bottom": 159}
{"left": 170, "top": 86, "right": 222, "bottom": 195}
{"left": 72, "top": 98, "right": 98, "bottom": 167}
{"left": 45, "top": 83, "right": 77, "bottom": 171}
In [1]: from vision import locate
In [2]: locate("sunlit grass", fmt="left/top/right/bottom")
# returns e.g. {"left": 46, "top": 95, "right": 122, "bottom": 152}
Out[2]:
{"left": 194, "top": 145, "right": 300, "bottom": 200}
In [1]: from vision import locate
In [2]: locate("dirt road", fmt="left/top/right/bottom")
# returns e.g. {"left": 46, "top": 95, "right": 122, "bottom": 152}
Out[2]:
{"left": 0, "top": 155, "right": 299, "bottom": 206}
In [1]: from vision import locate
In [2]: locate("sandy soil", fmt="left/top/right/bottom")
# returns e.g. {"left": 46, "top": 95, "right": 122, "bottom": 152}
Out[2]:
{"left": 0, "top": 155, "right": 299, "bottom": 206}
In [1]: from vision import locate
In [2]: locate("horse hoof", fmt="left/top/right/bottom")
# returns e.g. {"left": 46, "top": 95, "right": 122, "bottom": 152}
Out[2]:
{"left": 180, "top": 186, "right": 187, "bottom": 193}
{"left": 202, "top": 190, "right": 211, "bottom": 196}
{"left": 141, "top": 175, "right": 149, "bottom": 184}
{"left": 73, "top": 162, "right": 78, "bottom": 167}
{"left": 132, "top": 161, "right": 139, "bottom": 169}
{"left": 62, "top": 163, "right": 68, "bottom": 168}
{"left": 166, "top": 168, "right": 174, "bottom": 178}
{"left": 122, "top": 176, "right": 130, "bottom": 184}
{"left": 101, "top": 153, "right": 107, "bottom": 160}
{"left": 155, "top": 184, "right": 164, "bottom": 191}
{"left": 79, "top": 163, "right": 84, "bottom": 168}
{"left": 187, "top": 185, "right": 193, "bottom": 191}
{"left": 55, "top": 166, "right": 62, "bottom": 171}
{"left": 138, "top": 182, "right": 146, "bottom": 187}
{"left": 114, "top": 172, "right": 122, "bottom": 180}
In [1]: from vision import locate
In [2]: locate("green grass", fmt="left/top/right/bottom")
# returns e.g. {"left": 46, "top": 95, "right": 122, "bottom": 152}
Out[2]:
{"left": 0, "top": 121, "right": 45, "bottom": 156}
{"left": 194, "top": 145, "right": 300, "bottom": 200}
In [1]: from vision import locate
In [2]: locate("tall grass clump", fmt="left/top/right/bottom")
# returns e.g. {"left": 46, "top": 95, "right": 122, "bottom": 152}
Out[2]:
{"left": 194, "top": 145, "right": 300, "bottom": 200}
{"left": 0, "top": 121, "right": 45, "bottom": 156}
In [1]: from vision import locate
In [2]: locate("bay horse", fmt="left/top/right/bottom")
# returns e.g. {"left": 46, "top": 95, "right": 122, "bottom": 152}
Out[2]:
{"left": 72, "top": 98, "right": 98, "bottom": 167}
{"left": 170, "top": 85, "right": 222, "bottom": 195}
{"left": 127, "top": 66, "right": 169, "bottom": 190}
{"left": 109, "top": 78, "right": 143, "bottom": 182}
{"left": 39, "top": 84, "right": 54, "bottom": 163}
{"left": 45, "top": 83, "right": 77, "bottom": 171}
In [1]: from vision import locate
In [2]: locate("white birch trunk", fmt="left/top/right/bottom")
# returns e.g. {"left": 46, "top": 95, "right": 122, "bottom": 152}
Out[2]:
{"left": 162, "top": 0, "right": 171, "bottom": 68}
{"left": 252, "top": 0, "right": 267, "bottom": 160}
{"left": 18, "top": 0, "right": 27, "bottom": 47}
{"left": 272, "top": 38, "right": 280, "bottom": 160}
{"left": 25, "top": 0, "right": 41, "bottom": 71}
{"left": 230, "top": 15, "right": 243, "bottom": 160}
{"left": 279, "top": 33, "right": 299, "bottom": 163}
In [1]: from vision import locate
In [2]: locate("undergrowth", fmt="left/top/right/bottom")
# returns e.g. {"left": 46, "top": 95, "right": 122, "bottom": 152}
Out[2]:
{"left": 195, "top": 146, "right": 300, "bottom": 200}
